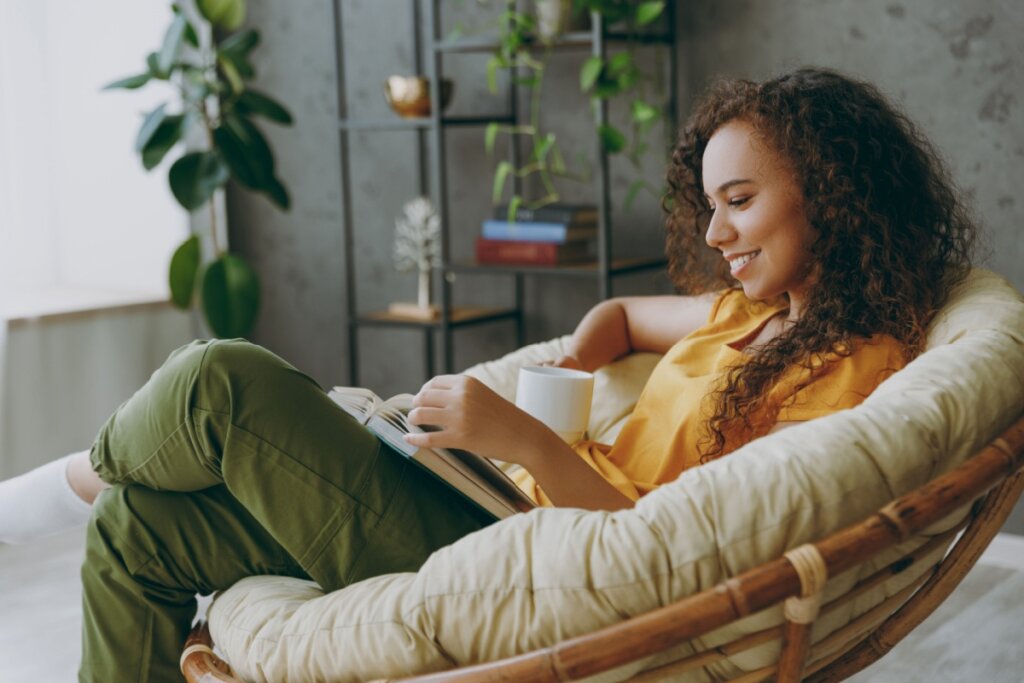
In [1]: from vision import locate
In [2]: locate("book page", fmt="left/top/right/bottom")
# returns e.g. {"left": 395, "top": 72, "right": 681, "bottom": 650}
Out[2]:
{"left": 330, "top": 386, "right": 536, "bottom": 516}
{"left": 328, "top": 386, "right": 384, "bottom": 424}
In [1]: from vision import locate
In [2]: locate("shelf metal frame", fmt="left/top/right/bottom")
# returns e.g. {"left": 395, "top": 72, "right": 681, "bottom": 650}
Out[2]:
{"left": 333, "top": 0, "right": 677, "bottom": 384}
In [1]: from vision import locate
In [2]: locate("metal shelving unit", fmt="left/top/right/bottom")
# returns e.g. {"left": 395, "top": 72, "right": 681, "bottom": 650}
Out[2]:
{"left": 332, "top": 0, "right": 676, "bottom": 384}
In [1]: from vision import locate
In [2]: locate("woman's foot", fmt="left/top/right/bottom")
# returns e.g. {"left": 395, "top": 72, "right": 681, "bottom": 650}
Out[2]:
{"left": 0, "top": 451, "right": 97, "bottom": 544}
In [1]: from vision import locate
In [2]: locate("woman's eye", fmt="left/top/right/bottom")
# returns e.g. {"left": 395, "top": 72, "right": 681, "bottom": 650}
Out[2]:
{"left": 728, "top": 196, "right": 750, "bottom": 207}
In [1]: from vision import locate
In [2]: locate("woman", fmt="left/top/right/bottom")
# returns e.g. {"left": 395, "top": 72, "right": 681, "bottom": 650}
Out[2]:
{"left": 0, "top": 67, "right": 974, "bottom": 681}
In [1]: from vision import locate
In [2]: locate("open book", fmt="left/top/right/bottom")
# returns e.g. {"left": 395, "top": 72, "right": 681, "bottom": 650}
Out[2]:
{"left": 329, "top": 386, "right": 536, "bottom": 519}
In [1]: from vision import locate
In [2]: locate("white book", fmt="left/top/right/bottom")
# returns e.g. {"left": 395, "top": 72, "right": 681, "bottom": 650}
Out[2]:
{"left": 328, "top": 386, "right": 536, "bottom": 520}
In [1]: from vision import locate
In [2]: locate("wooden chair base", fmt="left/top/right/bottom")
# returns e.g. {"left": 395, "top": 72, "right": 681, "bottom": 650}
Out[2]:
{"left": 182, "top": 414, "right": 1024, "bottom": 683}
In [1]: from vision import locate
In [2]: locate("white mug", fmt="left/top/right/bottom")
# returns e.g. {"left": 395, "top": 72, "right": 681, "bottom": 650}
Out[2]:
{"left": 515, "top": 365, "right": 594, "bottom": 444}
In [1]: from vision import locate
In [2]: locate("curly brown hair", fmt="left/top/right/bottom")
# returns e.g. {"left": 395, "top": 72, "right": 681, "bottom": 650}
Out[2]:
{"left": 664, "top": 67, "right": 977, "bottom": 460}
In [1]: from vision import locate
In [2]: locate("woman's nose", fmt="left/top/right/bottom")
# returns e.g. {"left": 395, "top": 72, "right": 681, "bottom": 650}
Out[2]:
{"left": 705, "top": 209, "right": 734, "bottom": 249}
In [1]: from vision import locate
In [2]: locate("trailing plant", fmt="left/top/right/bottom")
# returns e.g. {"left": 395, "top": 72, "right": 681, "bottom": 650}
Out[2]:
{"left": 485, "top": 0, "right": 667, "bottom": 215}
{"left": 105, "top": 0, "right": 293, "bottom": 339}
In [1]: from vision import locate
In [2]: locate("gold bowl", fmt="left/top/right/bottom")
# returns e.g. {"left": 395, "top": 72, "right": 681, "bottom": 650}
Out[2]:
{"left": 384, "top": 75, "right": 453, "bottom": 119}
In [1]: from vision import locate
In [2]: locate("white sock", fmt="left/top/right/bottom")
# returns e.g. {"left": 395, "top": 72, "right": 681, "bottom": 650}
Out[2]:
{"left": 0, "top": 451, "right": 93, "bottom": 544}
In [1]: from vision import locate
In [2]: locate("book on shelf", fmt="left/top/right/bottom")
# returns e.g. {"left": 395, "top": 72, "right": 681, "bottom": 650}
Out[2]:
{"left": 493, "top": 202, "right": 598, "bottom": 225}
{"left": 329, "top": 386, "right": 536, "bottom": 520}
{"left": 481, "top": 219, "right": 597, "bottom": 243}
{"left": 475, "top": 237, "right": 596, "bottom": 266}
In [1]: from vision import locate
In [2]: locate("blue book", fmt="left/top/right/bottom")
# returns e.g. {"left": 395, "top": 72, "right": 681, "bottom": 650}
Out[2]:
{"left": 481, "top": 219, "right": 597, "bottom": 243}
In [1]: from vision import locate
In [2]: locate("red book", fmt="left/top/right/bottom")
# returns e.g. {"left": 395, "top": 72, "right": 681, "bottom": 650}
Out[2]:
{"left": 475, "top": 237, "right": 594, "bottom": 265}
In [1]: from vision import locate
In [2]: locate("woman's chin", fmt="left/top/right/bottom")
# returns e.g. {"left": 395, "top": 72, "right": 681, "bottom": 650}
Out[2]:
{"left": 738, "top": 280, "right": 785, "bottom": 303}
{"left": 738, "top": 281, "right": 765, "bottom": 300}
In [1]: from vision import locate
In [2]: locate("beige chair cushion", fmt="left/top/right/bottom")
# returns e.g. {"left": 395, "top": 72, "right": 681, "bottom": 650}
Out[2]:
{"left": 209, "top": 269, "right": 1024, "bottom": 683}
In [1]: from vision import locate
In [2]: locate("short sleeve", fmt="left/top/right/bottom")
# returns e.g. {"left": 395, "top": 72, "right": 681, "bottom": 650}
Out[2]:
{"left": 775, "top": 335, "right": 907, "bottom": 422}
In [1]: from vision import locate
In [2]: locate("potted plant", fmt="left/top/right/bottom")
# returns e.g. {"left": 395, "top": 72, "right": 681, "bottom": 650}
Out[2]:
{"left": 485, "top": 0, "right": 667, "bottom": 213}
{"left": 104, "top": 0, "right": 293, "bottom": 339}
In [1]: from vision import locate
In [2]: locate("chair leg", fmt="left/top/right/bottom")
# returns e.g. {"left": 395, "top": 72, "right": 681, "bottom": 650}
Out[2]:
{"left": 180, "top": 621, "right": 240, "bottom": 683}
{"left": 777, "top": 544, "right": 829, "bottom": 681}
{"left": 777, "top": 621, "right": 814, "bottom": 682}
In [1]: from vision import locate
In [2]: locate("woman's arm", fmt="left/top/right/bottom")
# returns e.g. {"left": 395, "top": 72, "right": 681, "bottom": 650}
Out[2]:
{"left": 405, "top": 374, "right": 633, "bottom": 511}
{"left": 558, "top": 293, "right": 720, "bottom": 372}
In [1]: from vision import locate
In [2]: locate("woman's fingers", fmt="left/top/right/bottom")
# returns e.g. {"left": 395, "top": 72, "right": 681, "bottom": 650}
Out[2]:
{"left": 411, "top": 389, "right": 450, "bottom": 408}
{"left": 405, "top": 430, "right": 450, "bottom": 449}
{"left": 418, "top": 374, "right": 460, "bottom": 392}
{"left": 406, "top": 406, "right": 448, "bottom": 427}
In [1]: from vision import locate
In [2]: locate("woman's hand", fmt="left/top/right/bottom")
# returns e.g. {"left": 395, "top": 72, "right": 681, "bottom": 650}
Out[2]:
{"left": 404, "top": 373, "right": 635, "bottom": 511}
{"left": 404, "top": 374, "right": 551, "bottom": 467}
{"left": 538, "top": 355, "right": 583, "bottom": 370}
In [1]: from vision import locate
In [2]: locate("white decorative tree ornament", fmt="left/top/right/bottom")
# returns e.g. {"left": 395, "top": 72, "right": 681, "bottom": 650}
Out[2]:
{"left": 392, "top": 196, "right": 442, "bottom": 315}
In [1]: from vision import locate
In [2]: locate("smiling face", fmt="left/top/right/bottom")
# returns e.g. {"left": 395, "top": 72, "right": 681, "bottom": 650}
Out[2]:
{"left": 702, "top": 120, "right": 818, "bottom": 320}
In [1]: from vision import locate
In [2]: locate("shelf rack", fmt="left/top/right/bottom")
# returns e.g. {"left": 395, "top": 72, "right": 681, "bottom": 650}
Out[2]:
{"left": 332, "top": 0, "right": 677, "bottom": 385}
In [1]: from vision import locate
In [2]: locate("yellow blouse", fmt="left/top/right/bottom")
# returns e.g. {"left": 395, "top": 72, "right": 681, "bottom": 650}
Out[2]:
{"left": 513, "top": 289, "right": 907, "bottom": 506}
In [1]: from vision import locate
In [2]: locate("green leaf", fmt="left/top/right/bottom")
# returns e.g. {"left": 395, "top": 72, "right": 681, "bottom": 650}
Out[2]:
{"left": 235, "top": 89, "right": 293, "bottom": 125}
{"left": 616, "top": 66, "right": 639, "bottom": 91}
{"left": 218, "top": 29, "right": 259, "bottom": 79}
{"left": 183, "top": 19, "right": 200, "bottom": 48}
{"left": 532, "top": 133, "right": 555, "bottom": 163}
{"left": 607, "top": 52, "right": 632, "bottom": 76}
{"left": 214, "top": 114, "right": 275, "bottom": 190}
{"left": 158, "top": 13, "right": 187, "bottom": 74}
{"left": 103, "top": 72, "right": 151, "bottom": 90}
{"left": 492, "top": 160, "right": 513, "bottom": 203}
{"left": 141, "top": 114, "right": 185, "bottom": 170}
{"left": 218, "top": 55, "right": 245, "bottom": 94}
{"left": 484, "top": 122, "right": 499, "bottom": 155}
{"left": 168, "top": 235, "right": 201, "bottom": 309}
{"left": 135, "top": 104, "right": 169, "bottom": 153}
{"left": 580, "top": 56, "right": 603, "bottom": 92}
{"left": 635, "top": 1, "right": 665, "bottom": 26}
{"left": 486, "top": 57, "right": 499, "bottom": 94}
{"left": 146, "top": 52, "right": 170, "bottom": 80}
{"left": 631, "top": 100, "right": 659, "bottom": 124}
{"left": 506, "top": 195, "right": 522, "bottom": 223}
{"left": 598, "top": 124, "right": 626, "bottom": 154}
{"left": 264, "top": 176, "right": 290, "bottom": 210}
{"left": 197, "top": 0, "right": 246, "bottom": 30}
{"left": 214, "top": 113, "right": 290, "bottom": 209}
{"left": 218, "top": 28, "right": 260, "bottom": 55}
{"left": 550, "top": 145, "right": 567, "bottom": 174}
{"left": 201, "top": 254, "right": 261, "bottom": 338}
{"left": 168, "top": 151, "right": 230, "bottom": 210}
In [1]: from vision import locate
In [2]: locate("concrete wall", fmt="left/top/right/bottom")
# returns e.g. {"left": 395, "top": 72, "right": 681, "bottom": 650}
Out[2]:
{"left": 229, "top": 1, "right": 1024, "bottom": 530}
{"left": 675, "top": 0, "right": 1024, "bottom": 532}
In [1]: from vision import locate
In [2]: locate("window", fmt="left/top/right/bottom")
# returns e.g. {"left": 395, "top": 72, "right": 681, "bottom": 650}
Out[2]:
{"left": 0, "top": 0, "right": 187, "bottom": 301}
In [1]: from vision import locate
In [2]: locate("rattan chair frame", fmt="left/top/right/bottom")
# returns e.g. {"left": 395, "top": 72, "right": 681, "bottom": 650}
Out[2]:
{"left": 182, "top": 413, "right": 1024, "bottom": 683}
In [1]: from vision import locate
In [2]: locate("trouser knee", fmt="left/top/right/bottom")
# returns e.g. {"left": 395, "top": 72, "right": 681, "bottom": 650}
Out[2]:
{"left": 86, "top": 485, "right": 176, "bottom": 584}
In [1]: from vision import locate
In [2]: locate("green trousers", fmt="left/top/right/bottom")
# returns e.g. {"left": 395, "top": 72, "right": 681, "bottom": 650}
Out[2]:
{"left": 79, "top": 339, "right": 495, "bottom": 682}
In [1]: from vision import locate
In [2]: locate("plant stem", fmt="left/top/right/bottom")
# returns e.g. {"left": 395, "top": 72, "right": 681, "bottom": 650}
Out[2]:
{"left": 526, "top": 45, "right": 558, "bottom": 203}
{"left": 198, "top": 98, "right": 223, "bottom": 257}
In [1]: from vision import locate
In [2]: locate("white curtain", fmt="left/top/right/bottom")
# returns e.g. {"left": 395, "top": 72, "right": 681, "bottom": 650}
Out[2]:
{"left": 0, "top": 0, "right": 187, "bottom": 295}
